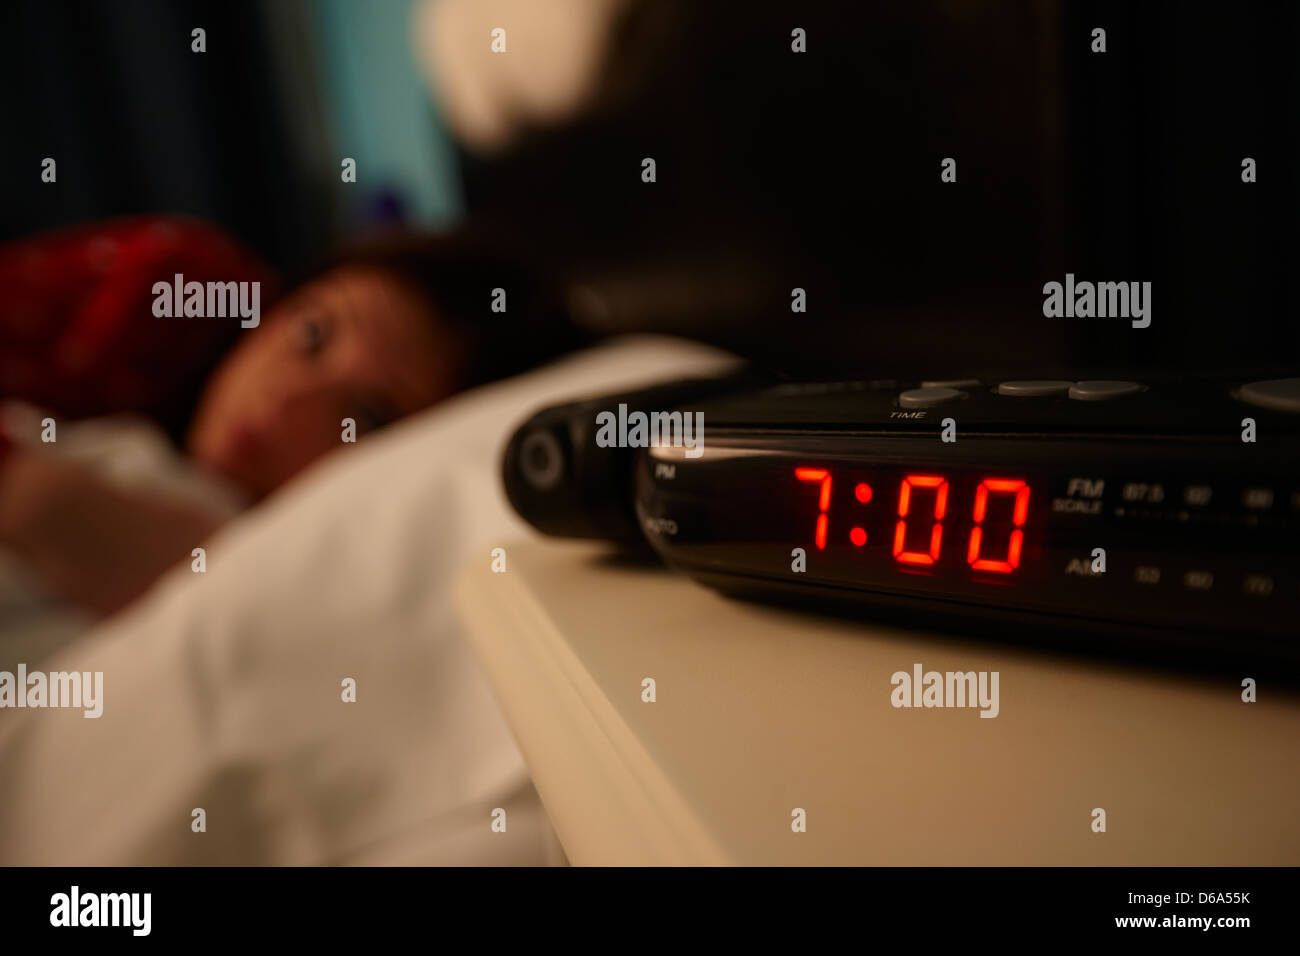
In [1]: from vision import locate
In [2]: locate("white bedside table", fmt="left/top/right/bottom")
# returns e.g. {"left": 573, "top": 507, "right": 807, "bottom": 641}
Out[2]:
{"left": 455, "top": 539, "right": 1300, "bottom": 866}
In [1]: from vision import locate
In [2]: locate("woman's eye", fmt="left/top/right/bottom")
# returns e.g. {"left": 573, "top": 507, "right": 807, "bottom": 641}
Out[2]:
{"left": 299, "top": 315, "right": 331, "bottom": 356}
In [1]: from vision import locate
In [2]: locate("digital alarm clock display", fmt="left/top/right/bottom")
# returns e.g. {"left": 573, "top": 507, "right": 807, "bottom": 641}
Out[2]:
{"left": 638, "top": 449, "right": 1056, "bottom": 590}
{"left": 790, "top": 467, "right": 1032, "bottom": 572}
{"left": 633, "top": 435, "right": 1299, "bottom": 641}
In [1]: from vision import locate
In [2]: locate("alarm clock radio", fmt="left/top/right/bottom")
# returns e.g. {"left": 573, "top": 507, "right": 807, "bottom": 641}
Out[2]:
{"left": 503, "top": 373, "right": 1300, "bottom": 664}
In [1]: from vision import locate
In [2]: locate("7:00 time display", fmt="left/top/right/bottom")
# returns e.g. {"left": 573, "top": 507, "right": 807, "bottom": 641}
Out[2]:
{"left": 794, "top": 468, "right": 1033, "bottom": 573}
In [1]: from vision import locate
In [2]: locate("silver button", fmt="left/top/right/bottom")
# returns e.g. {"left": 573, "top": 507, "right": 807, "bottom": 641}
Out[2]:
{"left": 1238, "top": 378, "right": 1300, "bottom": 414}
{"left": 921, "top": 378, "right": 982, "bottom": 389}
{"left": 996, "top": 380, "right": 1073, "bottom": 397}
{"left": 898, "top": 386, "right": 963, "bottom": 409}
{"left": 1068, "top": 380, "right": 1142, "bottom": 401}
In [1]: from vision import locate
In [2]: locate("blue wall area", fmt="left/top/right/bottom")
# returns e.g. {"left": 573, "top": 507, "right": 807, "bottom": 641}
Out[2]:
{"left": 313, "top": 0, "right": 463, "bottom": 230}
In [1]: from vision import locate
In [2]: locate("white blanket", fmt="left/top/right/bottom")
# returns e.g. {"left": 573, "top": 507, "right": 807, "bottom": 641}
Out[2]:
{"left": 0, "top": 335, "right": 735, "bottom": 865}
{"left": 0, "top": 402, "right": 247, "bottom": 668}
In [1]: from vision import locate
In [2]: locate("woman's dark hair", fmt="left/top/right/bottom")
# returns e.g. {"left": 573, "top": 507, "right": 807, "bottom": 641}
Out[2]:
{"left": 305, "top": 227, "right": 595, "bottom": 392}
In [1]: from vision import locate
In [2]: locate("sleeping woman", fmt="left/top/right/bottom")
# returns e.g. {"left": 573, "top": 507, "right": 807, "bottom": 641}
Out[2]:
{"left": 0, "top": 216, "right": 587, "bottom": 618}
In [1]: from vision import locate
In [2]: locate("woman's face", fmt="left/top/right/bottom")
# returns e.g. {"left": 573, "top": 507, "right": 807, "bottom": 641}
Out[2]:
{"left": 186, "top": 266, "right": 462, "bottom": 499}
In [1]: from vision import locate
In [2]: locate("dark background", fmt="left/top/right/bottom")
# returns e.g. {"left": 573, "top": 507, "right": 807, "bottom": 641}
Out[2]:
{"left": 2, "top": 0, "right": 1295, "bottom": 381}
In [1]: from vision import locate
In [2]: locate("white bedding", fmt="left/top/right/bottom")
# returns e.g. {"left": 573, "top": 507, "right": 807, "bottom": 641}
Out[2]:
{"left": 0, "top": 334, "right": 737, "bottom": 865}
{"left": 0, "top": 402, "right": 247, "bottom": 667}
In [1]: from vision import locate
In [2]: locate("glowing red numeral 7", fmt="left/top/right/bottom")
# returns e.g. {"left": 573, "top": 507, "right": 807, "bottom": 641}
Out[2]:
{"left": 967, "top": 479, "right": 1030, "bottom": 573}
{"left": 795, "top": 467, "right": 832, "bottom": 550}
{"left": 893, "top": 475, "right": 948, "bottom": 565}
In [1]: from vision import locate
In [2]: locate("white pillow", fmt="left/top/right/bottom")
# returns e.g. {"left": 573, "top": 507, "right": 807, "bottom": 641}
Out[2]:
{"left": 0, "top": 335, "right": 736, "bottom": 864}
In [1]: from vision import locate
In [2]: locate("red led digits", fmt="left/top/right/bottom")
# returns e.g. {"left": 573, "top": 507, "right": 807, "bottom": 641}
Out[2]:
{"left": 795, "top": 467, "right": 832, "bottom": 550}
{"left": 967, "top": 478, "right": 1030, "bottom": 572}
{"left": 893, "top": 475, "right": 948, "bottom": 565}
{"left": 794, "top": 470, "right": 1029, "bottom": 572}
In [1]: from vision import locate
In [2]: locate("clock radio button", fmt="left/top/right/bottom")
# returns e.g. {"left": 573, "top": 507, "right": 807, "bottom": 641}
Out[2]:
{"left": 921, "top": 378, "right": 982, "bottom": 389}
{"left": 1068, "top": 380, "right": 1142, "bottom": 401}
{"left": 1238, "top": 378, "right": 1300, "bottom": 413}
{"left": 898, "top": 386, "right": 963, "bottom": 408}
{"left": 518, "top": 429, "right": 566, "bottom": 490}
{"left": 996, "top": 380, "right": 1073, "bottom": 397}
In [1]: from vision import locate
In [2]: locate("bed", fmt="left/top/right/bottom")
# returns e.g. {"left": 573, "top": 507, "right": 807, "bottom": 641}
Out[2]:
{"left": 0, "top": 334, "right": 736, "bottom": 865}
